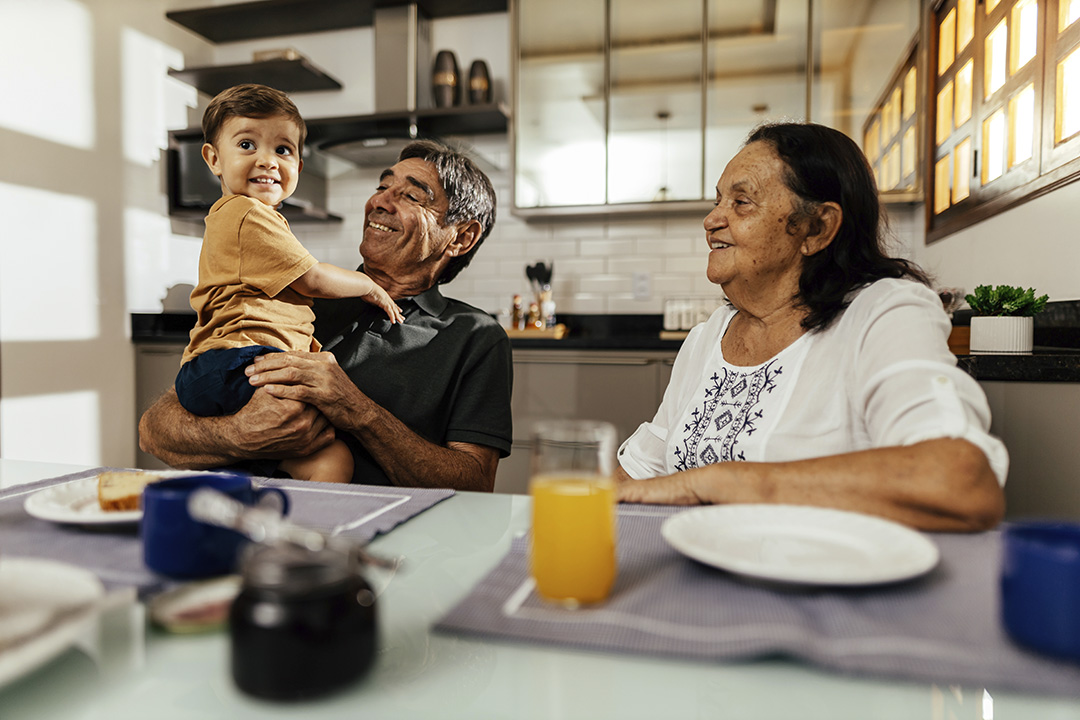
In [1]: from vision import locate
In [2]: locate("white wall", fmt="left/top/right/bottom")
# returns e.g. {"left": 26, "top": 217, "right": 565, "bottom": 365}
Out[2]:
{"left": 0, "top": 0, "right": 207, "bottom": 467}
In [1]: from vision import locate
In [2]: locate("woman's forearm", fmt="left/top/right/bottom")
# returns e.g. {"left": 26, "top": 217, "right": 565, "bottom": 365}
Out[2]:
{"left": 617, "top": 438, "right": 1004, "bottom": 532}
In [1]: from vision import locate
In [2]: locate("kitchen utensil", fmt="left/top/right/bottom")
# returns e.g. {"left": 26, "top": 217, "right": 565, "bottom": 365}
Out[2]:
{"left": 187, "top": 488, "right": 399, "bottom": 572}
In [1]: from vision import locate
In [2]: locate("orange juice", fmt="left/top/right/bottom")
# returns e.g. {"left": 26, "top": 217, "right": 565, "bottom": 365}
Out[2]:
{"left": 530, "top": 473, "right": 616, "bottom": 605}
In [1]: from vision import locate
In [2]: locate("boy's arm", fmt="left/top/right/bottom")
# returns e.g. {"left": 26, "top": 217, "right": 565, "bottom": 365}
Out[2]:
{"left": 290, "top": 264, "right": 404, "bottom": 323}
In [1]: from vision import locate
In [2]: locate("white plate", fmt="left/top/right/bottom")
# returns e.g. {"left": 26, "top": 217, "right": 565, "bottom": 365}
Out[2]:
{"left": 661, "top": 504, "right": 940, "bottom": 586}
{"left": 0, "top": 557, "right": 105, "bottom": 688}
{"left": 23, "top": 470, "right": 216, "bottom": 525}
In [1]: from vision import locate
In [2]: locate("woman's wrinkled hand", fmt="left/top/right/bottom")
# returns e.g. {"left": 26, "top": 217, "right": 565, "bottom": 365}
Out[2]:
{"left": 615, "top": 468, "right": 711, "bottom": 505}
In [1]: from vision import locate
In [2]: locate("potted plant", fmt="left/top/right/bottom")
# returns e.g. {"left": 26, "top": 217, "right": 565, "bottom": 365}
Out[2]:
{"left": 964, "top": 284, "right": 1049, "bottom": 354}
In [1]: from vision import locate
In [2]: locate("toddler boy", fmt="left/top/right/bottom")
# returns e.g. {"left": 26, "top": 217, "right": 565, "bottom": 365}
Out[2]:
{"left": 176, "top": 83, "right": 402, "bottom": 484}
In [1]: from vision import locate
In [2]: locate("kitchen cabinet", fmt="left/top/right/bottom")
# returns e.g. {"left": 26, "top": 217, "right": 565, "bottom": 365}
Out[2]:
{"left": 134, "top": 344, "right": 185, "bottom": 470}
{"left": 494, "top": 349, "right": 676, "bottom": 494}
{"left": 512, "top": 0, "right": 810, "bottom": 218}
{"left": 982, "top": 380, "right": 1080, "bottom": 522}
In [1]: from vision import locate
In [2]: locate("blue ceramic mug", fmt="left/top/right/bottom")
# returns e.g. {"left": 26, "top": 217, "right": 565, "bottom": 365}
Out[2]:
{"left": 142, "top": 473, "right": 290, "bottom": 579}
{"left": 1001, "top": 522, "right": 1080, "bottom": 662}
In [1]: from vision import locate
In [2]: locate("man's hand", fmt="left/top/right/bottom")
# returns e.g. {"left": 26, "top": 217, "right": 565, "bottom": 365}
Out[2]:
{"left": 245, "top": 350, "right": 499, "bottom": 492}
{"left": 138, "top": 386, "right": 336, "bottom": 470}
{"left": 228, "top": 387, "right": 336, "bottom": 459}
{"left": 246, "top": 351, "right": 369, "bottom": 430}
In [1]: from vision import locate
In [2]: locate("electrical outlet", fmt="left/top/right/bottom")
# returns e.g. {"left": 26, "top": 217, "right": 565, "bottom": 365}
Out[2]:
{"left": 632, "top": 272, "right": 651, "bottom": 301}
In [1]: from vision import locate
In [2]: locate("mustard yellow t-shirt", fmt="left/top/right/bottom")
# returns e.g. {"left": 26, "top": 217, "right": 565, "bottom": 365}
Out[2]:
{"left": 183, "top": 195, "right": 320, "bottom": 365}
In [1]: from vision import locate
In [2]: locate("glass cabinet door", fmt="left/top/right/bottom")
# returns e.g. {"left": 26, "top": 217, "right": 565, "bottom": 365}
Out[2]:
{"left": 704, "top": 0, "right": 809, "bottom": 196}
{"left": 514, "top": 0, "right": 606, "bottom": 208}
{"left": 607, "top": 0, "right": 704, "bottom": 203}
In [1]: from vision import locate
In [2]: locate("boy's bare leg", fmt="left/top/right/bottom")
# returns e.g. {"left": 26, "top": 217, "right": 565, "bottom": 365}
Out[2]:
{"left": 279, "top": 438, "right": 353, "bottom": 483}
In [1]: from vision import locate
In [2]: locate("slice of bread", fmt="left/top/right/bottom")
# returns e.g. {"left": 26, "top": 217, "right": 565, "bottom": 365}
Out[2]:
{"left": 98, "top": 471, "right": 161, "bottom": 512}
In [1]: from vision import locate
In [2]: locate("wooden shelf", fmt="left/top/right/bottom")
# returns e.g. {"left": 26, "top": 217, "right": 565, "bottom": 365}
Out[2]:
{"left": 308, "top": 103, "right": 510, "bottom": 148}
{"left": 168, "top": 58, "right": 343, "bottom": 96}
{"left": 167, "top": 0, "right": 507, "bottom": 44}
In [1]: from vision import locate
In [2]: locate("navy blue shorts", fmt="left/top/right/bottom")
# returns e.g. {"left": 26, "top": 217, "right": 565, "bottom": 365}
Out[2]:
{"left": 175, "top": 346, "right": 284, "bottom": 416}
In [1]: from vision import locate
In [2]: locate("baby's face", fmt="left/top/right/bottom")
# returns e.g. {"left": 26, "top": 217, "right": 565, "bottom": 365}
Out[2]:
{"left": 202, "top": 113, "right": 303, "bottom": 208}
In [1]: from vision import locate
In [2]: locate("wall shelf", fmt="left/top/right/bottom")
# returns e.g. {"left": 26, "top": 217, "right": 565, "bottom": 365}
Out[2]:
{"left": 167, "top": 0, "right": 507, "bottom": 44}
{"left": 168, "top": 58, "right": 343, "bottom": 96}
{"left": 308, "top": 103, "right": 510, "bottom": 147}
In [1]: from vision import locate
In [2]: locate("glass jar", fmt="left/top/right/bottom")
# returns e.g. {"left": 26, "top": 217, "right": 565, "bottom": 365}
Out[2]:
{"left": 230, "top": 543, "right": 377, "bottom": 700}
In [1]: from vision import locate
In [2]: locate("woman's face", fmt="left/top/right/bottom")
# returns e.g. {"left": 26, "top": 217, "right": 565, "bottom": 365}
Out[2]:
{"left": 703, "top": 141, "right": 812, "bottom": 302}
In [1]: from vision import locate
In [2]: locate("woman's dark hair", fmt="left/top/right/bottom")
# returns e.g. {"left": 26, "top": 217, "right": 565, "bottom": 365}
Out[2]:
{"left": 397, "top": 140, "right": 496, "bottom": 284}
{"left": 745, "top": 122, "right": 930, "bottom": 332}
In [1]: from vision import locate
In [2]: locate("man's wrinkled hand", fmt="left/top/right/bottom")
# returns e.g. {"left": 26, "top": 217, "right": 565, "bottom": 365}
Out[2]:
{"left": 228, "top": 386, "right": 335, "bottom": 459}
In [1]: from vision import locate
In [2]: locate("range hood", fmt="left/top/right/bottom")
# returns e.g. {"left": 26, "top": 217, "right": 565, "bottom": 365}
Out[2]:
{"left": 307, "top": 3, "right": 508, "bottom": 166}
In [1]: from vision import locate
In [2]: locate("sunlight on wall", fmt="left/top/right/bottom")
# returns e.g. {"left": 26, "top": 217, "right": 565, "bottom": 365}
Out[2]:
{"left": 0, "top": 0, "right": 94, "bottom": 149}
{"left": 124, "top": 207, "right": 201, "bottom": 313}
{"left": 0, "top": 182, "right": 99, "bottom": 341}
{"left": 0, "top": 391, "right": 101, "bottom": 464}
{"left": 122, "top": 27, "right": 196, "bottom": 167}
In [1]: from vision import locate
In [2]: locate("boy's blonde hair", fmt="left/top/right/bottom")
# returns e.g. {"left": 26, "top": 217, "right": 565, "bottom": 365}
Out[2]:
{"left": 202, "top": 84, "right": 307, "bottom": 155}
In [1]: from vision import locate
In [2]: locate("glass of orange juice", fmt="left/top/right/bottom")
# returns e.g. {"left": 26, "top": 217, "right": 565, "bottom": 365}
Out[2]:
{"left": 529, "top": 420, "right": 618, "bottom": 607}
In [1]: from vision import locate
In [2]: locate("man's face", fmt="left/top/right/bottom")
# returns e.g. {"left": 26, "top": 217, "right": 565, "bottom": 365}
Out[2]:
{"left": 202, "top": 114, "right": 303, "bottom": 208}
{"left": 361, "top": 157, "right": 459, "bottom": 284}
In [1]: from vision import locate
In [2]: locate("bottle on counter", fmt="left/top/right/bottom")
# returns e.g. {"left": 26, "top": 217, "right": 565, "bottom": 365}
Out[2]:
{"left": 528, "top": 301, "right": 544, "bottom": 329}
{"left": 511, "top": 294, "right": 525, "bottom": 330}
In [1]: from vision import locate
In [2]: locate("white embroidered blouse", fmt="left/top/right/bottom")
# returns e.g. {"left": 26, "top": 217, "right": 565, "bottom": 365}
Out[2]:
{"left": 618, "top": 278, "right": 1009, "bottom": 485}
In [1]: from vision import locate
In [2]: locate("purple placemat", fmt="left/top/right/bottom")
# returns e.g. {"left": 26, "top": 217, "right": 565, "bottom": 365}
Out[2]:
{"left": 435, "top": 505, "right": 1080, "bottom": 698}
{"left": 0, "top": 468, "right": 453, "bottom": 596}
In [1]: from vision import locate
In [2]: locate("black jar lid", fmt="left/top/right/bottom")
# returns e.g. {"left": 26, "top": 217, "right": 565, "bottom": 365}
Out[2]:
{"left": 239, "top": 544, "right": 353, "bottom": 594}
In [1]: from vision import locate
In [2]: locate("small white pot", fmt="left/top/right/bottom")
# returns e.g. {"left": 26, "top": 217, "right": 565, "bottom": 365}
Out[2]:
{"left": 969, "top": 316, "right": 1034, "bottom": 354}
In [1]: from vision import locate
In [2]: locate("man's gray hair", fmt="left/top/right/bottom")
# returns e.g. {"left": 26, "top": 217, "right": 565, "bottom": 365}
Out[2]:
{"left": 397, "top": 140, "right": 496, "bottom": 284}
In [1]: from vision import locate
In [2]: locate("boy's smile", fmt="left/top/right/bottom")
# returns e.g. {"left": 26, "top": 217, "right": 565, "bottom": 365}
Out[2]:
{"left": 201, "top": 113, "right": 303, "bottom": 208}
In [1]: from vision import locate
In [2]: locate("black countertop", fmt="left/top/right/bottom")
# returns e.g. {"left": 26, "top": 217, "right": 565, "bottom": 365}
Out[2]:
{"left": 131, "top": 307, "right": 1080, "bottom": 382}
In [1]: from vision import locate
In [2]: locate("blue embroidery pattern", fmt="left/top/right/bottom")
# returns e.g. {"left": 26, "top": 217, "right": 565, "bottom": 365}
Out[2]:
{"left": 673, "top": 360, "right": 783, "bottom": 470}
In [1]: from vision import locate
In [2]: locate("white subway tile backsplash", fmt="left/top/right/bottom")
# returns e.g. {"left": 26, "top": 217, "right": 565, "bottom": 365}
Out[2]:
{"left": 607, "top": 294, "right": 663, "bottom": 314}
{"left": 665, "top": 256, "right": 708, "bottom": 274}
{"left": 551, "top": 222, "right": 606, "bottom": 239}
{"left": 577, "top": 274, "right": 632, "bottom": 295}
{"left": 564, "top": 293, "right": 607, "bottom": 314}
{"left": 606, "top": 256, "right": 662, "bottom": 275}
{"left": 523, "top": 239, "right": 576, "bottom": 259}
{"left": 605, "top": 218, "right": 665, "bottom": 238}
{"left": 551, "top": 257, "right": 605, "bottom": 276}
{"left": 579, "top": 238, "right": 636, "bottom": 257}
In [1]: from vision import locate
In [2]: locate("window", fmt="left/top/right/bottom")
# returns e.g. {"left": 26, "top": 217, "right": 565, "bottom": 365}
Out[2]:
{"left": 863, "top": 39, "right": 921, "bottom": 200}
{"left": 928, "top": 0, "right": 1080, "bottom": 241}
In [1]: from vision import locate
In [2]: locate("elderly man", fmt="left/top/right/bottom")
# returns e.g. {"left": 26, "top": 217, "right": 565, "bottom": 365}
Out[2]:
{"left": 139, "top": 140, "right": 512, "bottom": 492}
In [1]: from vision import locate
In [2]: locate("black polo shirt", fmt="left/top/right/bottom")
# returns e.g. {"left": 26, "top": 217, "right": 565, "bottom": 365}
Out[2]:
{"left": 312, "top": 284, "right": 513, "bottom": 485}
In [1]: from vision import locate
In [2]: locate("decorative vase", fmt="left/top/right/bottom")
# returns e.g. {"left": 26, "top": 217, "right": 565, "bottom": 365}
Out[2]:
{"left": 432, "top": 50, "right": 460, "bottom": 108}
{"left": 969, "top": 316, "right": 1034, "bottom": 354}
{"left": 468, "top": 60, "right": 491, "bottom": 104}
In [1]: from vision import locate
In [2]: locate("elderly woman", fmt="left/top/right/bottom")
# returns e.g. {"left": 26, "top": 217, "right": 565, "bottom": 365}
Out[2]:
{"left": 616, "top": 122, "right": 1007, "bottom": 531}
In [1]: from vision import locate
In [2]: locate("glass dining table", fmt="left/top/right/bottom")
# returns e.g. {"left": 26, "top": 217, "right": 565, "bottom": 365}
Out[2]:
{"left": 0, "top": 458, "right": 1078, "bottom": 720}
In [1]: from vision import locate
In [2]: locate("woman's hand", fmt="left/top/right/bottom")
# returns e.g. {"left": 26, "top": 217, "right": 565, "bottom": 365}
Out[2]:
{"left": 615, "top": 465, "right": 713, "bottom": 505}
